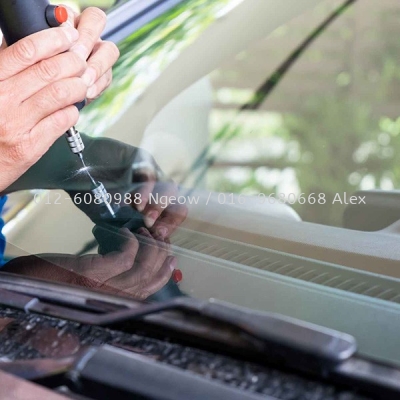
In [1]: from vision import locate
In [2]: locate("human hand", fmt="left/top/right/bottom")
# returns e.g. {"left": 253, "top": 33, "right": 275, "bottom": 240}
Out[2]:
{"left": 103, "top": 228, "right": 177, "bottom": 300}
{"left": 2, "top": 229, "right": 175, "bottom": 301}
{"left": 130, "top": 158, "right": 188, "bottom": 240}
{"left": 65, "top": 7, "right": 120, "bottom": 102}
{"left": 0, "top": 7, "right": 119, "bottom": 191}
{"left": 0, "top": 24, "right": 86, "bottom": 190}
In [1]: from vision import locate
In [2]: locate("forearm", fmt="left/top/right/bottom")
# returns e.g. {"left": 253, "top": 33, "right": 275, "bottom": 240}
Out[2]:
{"left": 2, "top": 254, "right": 84, "bottom": 285}
{"left": 2, "top": 254, "right": 122, "bottom": 294}
{"left": 0, "top": 134, "right": 93, "bottom": 195}
{"left": 1, "top": 134, "right": 139, "bottom": 196}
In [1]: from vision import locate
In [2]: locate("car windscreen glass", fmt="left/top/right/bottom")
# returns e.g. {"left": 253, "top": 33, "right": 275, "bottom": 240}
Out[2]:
{"left": 181, "top": 0, "right": 400, "bottom": 229}
{"left": 1, "top": 1, "right": 241, "bottom": 308}
{"left": 94, "top": 0, "right": 400, "bottom": 366}
{"left": 3, "top": 0, "right": 400, "bottom": 371}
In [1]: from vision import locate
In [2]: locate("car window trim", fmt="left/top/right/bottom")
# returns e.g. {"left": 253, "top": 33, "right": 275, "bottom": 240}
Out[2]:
{"left": 103, "top": 0, "right": 185, "bottom": 43}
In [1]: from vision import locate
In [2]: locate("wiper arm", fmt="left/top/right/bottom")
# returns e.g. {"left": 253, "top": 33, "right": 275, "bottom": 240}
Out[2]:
{"left": 0, "top": 286, "right": 356, "bottom": 371}
{"left": 1, "top": 346, "right": 269, "bottom": 400}
{"left": 3, "top": 278, "right": 400, "bottom": 398}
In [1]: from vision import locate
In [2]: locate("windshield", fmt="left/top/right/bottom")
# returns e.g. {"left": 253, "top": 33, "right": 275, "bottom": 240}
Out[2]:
{"left": 2, "top": 0, "right": 400, "bottom": 371}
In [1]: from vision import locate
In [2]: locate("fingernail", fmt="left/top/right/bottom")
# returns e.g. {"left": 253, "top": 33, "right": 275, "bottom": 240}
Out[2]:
{"left": 119, "top": 228, "right": 131, "bottom": 236}
{"left": 64, "top": 19, "right": 74, "bottom": 28}
{"left": 70, "top": 43, "right": 87, "bottom": 60}
{"left": 64, "top": 26, "right": 79, "bottom": 43}
{"left": 136, "top": 201, "right": 145, "bottom": 212}
{"left": 81, "top": 67, "right": 96, "bottom": 87}
{"left": 144, "top": 211, "right": 158, "bottom": 228}
{"left": 168, "top": 257, "right": 178, "bottom": 272}
{"left": 86, "top": 84, "right": 98, "bottom": 99}
{"left": 137, "top": 227, "right": 148, "bottom": 236}
{"left": 157, "top": 226, "right": 168, "bottom": 239}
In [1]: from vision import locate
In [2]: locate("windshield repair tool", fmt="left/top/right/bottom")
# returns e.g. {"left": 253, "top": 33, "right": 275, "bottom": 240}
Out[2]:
{"left": 0, "top": 0, "right": 115, "bottom": 218}
{"left": 92, "top": 205, "right": 184, "bottom": 301}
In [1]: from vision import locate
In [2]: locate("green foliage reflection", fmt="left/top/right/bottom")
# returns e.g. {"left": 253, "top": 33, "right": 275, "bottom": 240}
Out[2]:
{"left": 78, "top": 0, "right": 232, "bottom": 136}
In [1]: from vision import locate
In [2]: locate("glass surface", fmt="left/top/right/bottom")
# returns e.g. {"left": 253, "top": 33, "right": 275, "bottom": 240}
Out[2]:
{"left": 191, "top": 0, "right": 400, "bottom": 228}
{"left": 2, "top": 0, "right": 400, "bottom": 369}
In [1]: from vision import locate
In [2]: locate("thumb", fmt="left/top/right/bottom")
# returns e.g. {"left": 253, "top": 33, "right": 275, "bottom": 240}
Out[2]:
{"left": 103, "top": 228, "right": 139, "bottom": 270}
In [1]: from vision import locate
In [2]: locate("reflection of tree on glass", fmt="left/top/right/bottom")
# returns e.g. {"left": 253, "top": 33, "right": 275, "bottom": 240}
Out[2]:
{"left": 78, "top": 0, "right": 233, "bottom": 136}
{"left": 200, "top": 0, "right": 400, "bottom": 227}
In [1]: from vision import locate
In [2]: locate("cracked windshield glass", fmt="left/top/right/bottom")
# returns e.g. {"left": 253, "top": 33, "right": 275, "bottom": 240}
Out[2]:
{"left": 1, "top": 0, "right": 400, "bottom": 369}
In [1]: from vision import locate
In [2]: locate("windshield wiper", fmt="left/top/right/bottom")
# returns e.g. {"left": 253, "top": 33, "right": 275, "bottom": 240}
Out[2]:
{"left": 2, "top": 275, "right": 400, "bottom": 398}
{"left": 1, "top": 345, "right": 269, "bottom": 400}
{"left": 0, "top": 282, "right": 355, "bottom": 372}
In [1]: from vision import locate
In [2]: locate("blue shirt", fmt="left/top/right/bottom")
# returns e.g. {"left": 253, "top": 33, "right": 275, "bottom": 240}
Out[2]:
{"left": 0, "top": 196, "right": 7, "bottom": 265}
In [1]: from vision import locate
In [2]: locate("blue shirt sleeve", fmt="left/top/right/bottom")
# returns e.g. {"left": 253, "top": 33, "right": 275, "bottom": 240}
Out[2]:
{"left": 0, "top": 196, "right": 7, "bottom": 266}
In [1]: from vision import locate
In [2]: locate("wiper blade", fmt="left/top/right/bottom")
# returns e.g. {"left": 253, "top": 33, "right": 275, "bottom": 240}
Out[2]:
{"left": 1, "top": 345, "right": 269, "bottom": 400}
{"left": 3, "top": 277, "right": 400, "bottom": 398}
{"left": 0, "top": 286, "right": 356, "bottom": 371}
